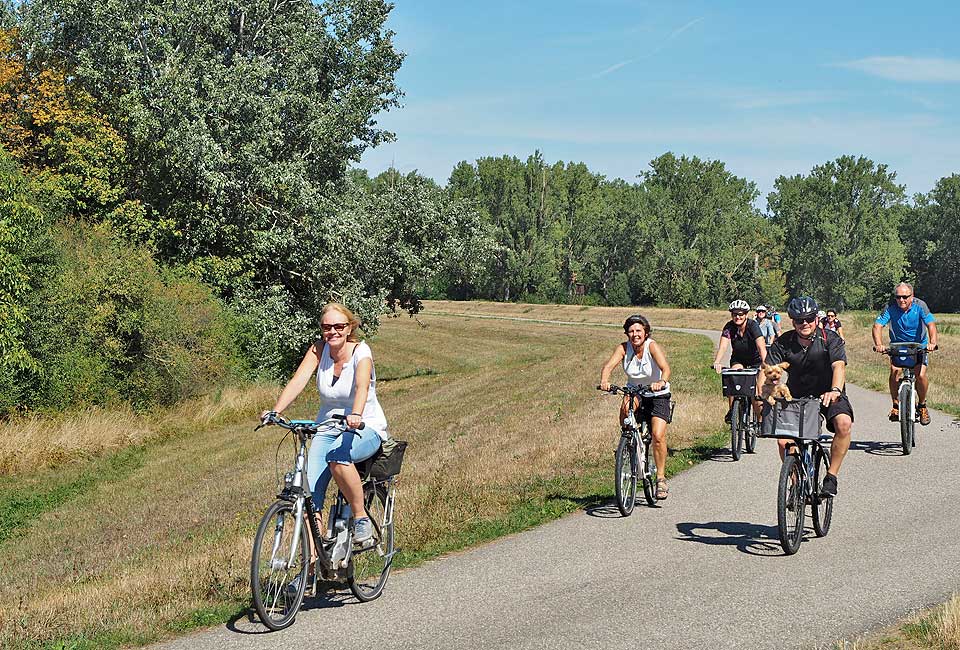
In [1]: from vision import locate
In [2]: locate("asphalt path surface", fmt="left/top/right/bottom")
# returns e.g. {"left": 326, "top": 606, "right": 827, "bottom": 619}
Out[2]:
{"left": 155, "top": 325, "right": 960, "bottom": 650}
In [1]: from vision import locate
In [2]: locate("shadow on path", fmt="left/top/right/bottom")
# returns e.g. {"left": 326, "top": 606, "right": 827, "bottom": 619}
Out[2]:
{"left": 228, "top": 585, "right": 355, "bottom": 635}
{"left": 848, "top": 440, "right": 905, "bottom": 456}
{"left": 675, "top": 521, "right": 783, "bottom": 557}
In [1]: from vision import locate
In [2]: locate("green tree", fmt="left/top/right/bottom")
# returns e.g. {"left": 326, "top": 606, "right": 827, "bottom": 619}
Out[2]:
{"left": 903, "top": 174, "right": 960, "bottom": 311}
{"left": 14, "top": 0, "right": 406, "bottom": 335}
{"left": 768, "top": 155, "right": 907, "bottom": 309}
{"left": 638, "top": 153, "right": 783, "bottom": 307}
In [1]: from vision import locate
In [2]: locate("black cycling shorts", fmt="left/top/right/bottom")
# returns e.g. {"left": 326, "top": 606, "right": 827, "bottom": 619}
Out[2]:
{"left": 822, "top": 394, "right": 854, "bottom": 433}
{"left": 635, "top": 394, "right": 673, "bottom": 424}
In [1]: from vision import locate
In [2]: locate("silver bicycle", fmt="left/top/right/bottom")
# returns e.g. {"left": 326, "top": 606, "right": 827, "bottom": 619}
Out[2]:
{"left": 881, "top": 342, "right": 936, "bottom": 455}
{"left": 250, "top": 414, "right": 397, "bottom": 630}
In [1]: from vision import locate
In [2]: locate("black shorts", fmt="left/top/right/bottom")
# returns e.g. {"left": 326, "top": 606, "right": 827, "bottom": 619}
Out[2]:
{"left": 822, "top": 394, "right": 854, "bottom": 433}
{"left": 635, "top": 394, "right": 673, "bottom": 424}
{"left": 730, "top": 356, "right": 761, "bottom": 369}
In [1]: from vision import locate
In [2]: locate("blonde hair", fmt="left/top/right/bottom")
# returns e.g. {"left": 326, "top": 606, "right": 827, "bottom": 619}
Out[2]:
{"left": 320, "top": 303, "right": 362, "bottom": 342}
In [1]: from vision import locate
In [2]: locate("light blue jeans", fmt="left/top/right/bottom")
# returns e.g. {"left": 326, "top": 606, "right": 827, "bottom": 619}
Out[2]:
{"left": 306, "top": 425, "right": 382, "bottom": 513}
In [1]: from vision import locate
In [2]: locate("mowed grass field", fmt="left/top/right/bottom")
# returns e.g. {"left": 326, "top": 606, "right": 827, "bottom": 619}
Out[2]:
{"left": 2, "top": 301, "right": 957, "bottom": 650}
{"left": 426, "top": 300, "right": 960, "bottom": 416}
{"left": 0, "top": 306, "right": 727, "bottom": 649}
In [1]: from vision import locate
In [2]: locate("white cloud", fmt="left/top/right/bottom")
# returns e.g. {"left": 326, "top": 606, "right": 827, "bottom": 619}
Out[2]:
{"left": 838, "top": 56, "right": 960, "bottom": 83}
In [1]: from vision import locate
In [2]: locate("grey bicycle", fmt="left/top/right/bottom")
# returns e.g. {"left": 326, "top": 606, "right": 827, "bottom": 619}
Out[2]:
{"left": 760, "top": 397, "right": 834, "bottom": 555}
{"left": 250, "top": 414, "right": 397, "bottom": 630}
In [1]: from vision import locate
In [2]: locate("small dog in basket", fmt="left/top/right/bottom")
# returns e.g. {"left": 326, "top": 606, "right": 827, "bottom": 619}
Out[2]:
{"left": 760, "top": 362, "right": 793, "bottom": 405}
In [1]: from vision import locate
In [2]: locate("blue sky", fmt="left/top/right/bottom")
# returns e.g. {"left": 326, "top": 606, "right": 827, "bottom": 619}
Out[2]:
{"left": 358, "top": 0, "right": 960, "bottom": 204}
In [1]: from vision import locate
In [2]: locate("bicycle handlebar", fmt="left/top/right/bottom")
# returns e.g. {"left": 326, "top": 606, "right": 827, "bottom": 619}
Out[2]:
{"left": 597, "top": 384, "right": 653, "bottom": 396}
{"left": 875, "top": 343, "right": 938, "bottom": 354}
{"left": 255, "top": 412, "right": 363, "bottom": 433}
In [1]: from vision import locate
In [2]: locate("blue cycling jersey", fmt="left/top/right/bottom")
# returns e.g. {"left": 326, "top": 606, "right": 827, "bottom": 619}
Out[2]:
{"left": 875, "top": 298, "right": 935, "bottom": 344}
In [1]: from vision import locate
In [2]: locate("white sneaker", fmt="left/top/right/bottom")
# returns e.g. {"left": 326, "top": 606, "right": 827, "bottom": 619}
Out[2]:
{"left": 353, "top": 517, "right": 374, "bottom": 543}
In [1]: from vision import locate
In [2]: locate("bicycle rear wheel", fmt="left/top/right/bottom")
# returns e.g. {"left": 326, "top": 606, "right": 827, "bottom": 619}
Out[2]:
{"left": 349, "top": 481, "right": 395, "bottom": 602}
{"left": 899, "top": 382, "right": 914, "bottom": 455}
{"left": 614, "top": 434, "right": 638, "bottom": 516}
{"left": 745, "top": 407, "right": 758, "bottom": 454}
{"left": 777, "top": 452, "right": 805, "bottom": 555}
{"left": 730, "top": 399, "right": 744, "bottom": 461}
{"left": 251, "top": 500, "right": 309, "bottom": 630}
{"left": 812, "top": 445, "right": 833, "bottom": 537}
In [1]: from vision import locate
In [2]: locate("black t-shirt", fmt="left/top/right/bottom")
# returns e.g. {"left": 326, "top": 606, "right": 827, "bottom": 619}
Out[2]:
{"left": 767, "top": 329, "right": 847, "bottom": 397}
{"left": 722, "top": 319, "right": 764, "bottom": 366}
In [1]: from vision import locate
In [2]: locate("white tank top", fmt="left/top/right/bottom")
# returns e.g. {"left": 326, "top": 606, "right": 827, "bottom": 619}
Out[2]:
{"left": 623, "top": 340, "right": 670, "bottom": 397}
{"left": 316, "top": 341, "right": 389, "bottom": 439}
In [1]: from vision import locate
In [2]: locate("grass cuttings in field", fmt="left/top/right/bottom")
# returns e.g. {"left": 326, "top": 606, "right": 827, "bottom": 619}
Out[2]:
{"left": 0, "top": 309, "right": 727, "bottom": 650}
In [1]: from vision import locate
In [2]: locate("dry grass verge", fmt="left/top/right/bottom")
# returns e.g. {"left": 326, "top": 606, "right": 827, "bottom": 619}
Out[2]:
{"left": 0, "top": 308, "right": 725, "bottom": 649}
{"left": 834, "top": 593, "right": 960, "bottom": 649}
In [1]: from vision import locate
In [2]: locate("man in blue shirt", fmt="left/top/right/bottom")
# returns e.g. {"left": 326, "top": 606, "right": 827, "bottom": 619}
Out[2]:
{"left": 872, "top": 282, "right": 939, "bottom": 425}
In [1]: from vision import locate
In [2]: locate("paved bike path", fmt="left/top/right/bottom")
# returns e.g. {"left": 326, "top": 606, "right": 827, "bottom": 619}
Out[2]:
{"left": 156, "top": 325, "right": 960, "bottom": 650}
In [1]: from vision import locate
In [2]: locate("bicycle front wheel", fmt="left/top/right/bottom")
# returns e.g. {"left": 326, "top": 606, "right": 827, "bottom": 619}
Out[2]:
{"left": 641, "top": 432, "right": 657, "bottom": 507}
{"left": 251, "top": 500, "right": 309, "bottom": 630}
{"left": 899, "top": 382, "right": 914, "bottom": 455}
{"left": 777, "top": 453, "right": 805, "bottom": 555}
{"left": 812, "top": 445, "right": 834, "bottom": 537}
{"left": 349, "top": 481, "right": 395, "bottom": 602}
{"left": 745, "top": 407, "right": 758, "bottom": 454}
{"left": 730, "top": 399, "right": 743, "bottom": 461}
{"left": 614, "top": 434, "right": 638, "bottom": 516}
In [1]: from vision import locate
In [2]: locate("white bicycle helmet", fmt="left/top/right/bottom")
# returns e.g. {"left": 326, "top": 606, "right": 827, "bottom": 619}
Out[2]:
{"left": 755, "top": 304, "right": 767, "bottom": 312}
{"left": 728, "top": 299, "right": 750, "bottom": 312}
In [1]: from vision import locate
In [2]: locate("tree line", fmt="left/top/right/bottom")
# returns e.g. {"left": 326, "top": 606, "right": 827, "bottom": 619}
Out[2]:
{"left": 435, "top": 151, "right": 958, "bottom": 316}
{"left": 1, "top": 0, "right": 957, "bottom": 418}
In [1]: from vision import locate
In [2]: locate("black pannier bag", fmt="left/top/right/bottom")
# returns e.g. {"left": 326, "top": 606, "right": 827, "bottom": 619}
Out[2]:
{"left": 359, "top": 438, "right": 408, "bottom": 479}
{"left": 721, "top": 369, "right": 759, "bottom": 397}
{"left": 759, "top": 397, "right": 822, "bottom": 439}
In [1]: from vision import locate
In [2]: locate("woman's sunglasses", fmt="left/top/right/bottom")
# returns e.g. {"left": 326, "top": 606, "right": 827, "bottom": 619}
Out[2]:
{"left": 321, "top": 323, "right": 349, "bottom": 332}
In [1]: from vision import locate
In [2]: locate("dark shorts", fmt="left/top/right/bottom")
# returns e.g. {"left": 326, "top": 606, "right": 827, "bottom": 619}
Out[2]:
{"left": 730, "top": 356, "right": 761, "bottom": 369}
{"left": 822, "top": 394, "right": 854, "bottom": 433}
{"left": 635, "top": 394, "right": 673, "bottom": 424}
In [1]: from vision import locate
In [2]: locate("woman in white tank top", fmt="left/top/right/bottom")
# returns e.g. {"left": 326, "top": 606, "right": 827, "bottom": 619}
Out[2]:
{"left": 599, "top": 314, "right": 673, "bottom": 499}
{"left": 264, "top": 303, "right": 389, "bottom": 544}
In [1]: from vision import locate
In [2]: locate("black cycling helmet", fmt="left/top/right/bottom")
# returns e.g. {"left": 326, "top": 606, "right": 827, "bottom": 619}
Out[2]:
{"left": 623, "top": 313, "right": 651, "bottom": 335}
{"left": 786, "top": 296, "right": 819, "bottom": 319}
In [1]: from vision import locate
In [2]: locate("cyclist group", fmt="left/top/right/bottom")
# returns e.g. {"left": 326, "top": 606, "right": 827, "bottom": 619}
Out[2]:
{"left": 255, "top": 283, "right": 937, "bottom": 564}
{"left": 597, "top": 282, "right": 937, "bottom": 502}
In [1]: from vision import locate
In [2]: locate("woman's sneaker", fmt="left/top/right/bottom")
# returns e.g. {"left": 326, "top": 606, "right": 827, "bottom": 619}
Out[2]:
{"left": 353, "top": 517, "right": 374, "bottom": 543}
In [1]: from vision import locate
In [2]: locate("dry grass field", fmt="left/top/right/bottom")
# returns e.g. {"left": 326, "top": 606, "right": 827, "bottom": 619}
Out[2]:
{"left": 0, "top": 306, "right": 726, "bottom": 649}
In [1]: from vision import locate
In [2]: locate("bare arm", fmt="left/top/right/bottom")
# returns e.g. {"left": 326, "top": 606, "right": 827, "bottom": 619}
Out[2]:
{"left": 872, "top": 323, "right": 885, "bottom": 351}
{"left": 836, "top": 325, "right": 845, "bottom": 341}
{"left": 599, "top": 344, "right": 627, "bottom": 390}
{"left": 821, "top": 360, "right": 846, "bottom": 406}
{"left": 346, "top": 357, "right": 373, "bottom": 429}
{"left": 756, "top": 336, "right": 768, "bottom": 366}
{"left": 927, "top": 322, "right": 939, "bottom": 350}
{"left": 268, "top": 344, "right": 321, "bottom": 415}
{"left": 713, "top": 337, "right": 730, "bottom": 373}
{"left": 648, "top": 341, "right": 670, "bottom": 392}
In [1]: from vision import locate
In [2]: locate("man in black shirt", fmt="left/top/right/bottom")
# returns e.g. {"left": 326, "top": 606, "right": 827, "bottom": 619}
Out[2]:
{"left": 766, "top": 296, "right": 854, "bottom": 496}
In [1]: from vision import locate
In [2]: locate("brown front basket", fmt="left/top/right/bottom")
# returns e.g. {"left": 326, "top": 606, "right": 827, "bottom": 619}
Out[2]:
{"left": 759, "top": 398, "right": 822, "bottom": 440}
{"left": 358, "top": 440, "right": 408, "bottom": 480}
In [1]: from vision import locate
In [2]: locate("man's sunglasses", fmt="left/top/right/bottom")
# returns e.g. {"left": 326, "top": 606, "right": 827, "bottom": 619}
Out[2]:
{"left": 321, "top": 323, "right": 349, "bottom": 332}
{"left": 731, "top": 311, "right": 747, "bottom": 317}
{"left": 792, "top": 315, "right": 817, "bottom": 324}
{"left": 895, "top": 294, "right": 912, "bottom": 300}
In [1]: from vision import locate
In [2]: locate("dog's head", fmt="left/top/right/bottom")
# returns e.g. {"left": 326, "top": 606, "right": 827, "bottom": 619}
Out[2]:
{"left": 762, "top": 361, "right": 789, "bottom": 383}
